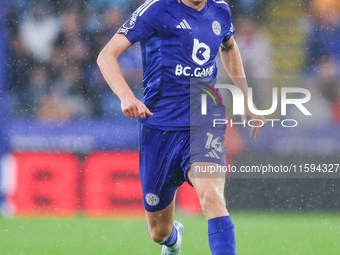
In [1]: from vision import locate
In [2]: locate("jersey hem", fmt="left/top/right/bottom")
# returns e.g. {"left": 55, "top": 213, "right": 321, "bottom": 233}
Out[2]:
{"left": 140, "top": 122, "right": 190, "bottom": 131}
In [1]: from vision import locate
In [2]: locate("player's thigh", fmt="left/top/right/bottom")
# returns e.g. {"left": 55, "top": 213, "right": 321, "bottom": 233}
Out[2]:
{"left": 188, "top": 119, "right": 227, "bottom": 193}
{"left": 188, "top": 162, "right": 226, "bottom": 195}
{"left": 139, "top": 124, "right": 186, "bottom": 212}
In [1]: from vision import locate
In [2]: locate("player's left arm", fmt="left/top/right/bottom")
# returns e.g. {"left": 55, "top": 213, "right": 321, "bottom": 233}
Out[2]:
{"left": 220, "top": 36, "right": 267, "bottom": 139}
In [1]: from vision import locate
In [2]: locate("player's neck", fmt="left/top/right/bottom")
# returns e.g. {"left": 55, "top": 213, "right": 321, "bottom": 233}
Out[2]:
{"left": 181, "top": 0, "right": 206, "bottom": 11}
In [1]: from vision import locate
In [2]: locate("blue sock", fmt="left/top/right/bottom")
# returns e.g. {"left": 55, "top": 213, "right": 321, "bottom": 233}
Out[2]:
{"left": 160, "top": 224, "right": 178, "bottom": 247}
{"left": 208, "top": 216, "right": 236, "bottom": 255}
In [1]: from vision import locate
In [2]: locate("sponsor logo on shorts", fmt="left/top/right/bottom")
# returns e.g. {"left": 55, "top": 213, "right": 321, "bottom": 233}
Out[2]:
{"left": 145, "top": 193, "right": 160, "bottom": 206}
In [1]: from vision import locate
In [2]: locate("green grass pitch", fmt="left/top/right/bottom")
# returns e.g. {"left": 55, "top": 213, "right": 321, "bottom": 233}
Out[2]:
{"left": 1, "top": 212, "right": 339, "bottom": 254}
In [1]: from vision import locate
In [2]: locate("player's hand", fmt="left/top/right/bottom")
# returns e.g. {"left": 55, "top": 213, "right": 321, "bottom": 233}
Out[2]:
{"left": 120, "top": 95, "right": 153, "bottom": 119}
{"left": 241, "top": 103, "right": 267, "bottom": 140}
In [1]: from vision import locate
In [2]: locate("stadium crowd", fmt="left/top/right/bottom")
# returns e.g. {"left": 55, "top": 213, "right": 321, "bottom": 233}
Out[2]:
{"left": 7, "top": 0, "right": 340, "bottom": 124}
{"left": 302, "top": 0, "right": 340, "bottom": 124}
{"left": 8, "top": 0, "right": 144, "bottom": 120}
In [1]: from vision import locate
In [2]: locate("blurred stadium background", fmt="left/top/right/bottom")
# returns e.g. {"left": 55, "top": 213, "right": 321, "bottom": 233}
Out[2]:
{"left": 0, "top": 0, "right": 340, "bottom": 254}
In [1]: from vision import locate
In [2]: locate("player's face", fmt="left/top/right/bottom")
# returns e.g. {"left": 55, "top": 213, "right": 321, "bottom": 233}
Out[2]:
{"left": 190, "top": 0, "right": 205, "bottom": 6}
{"left": 182, "top": 0, "right": 206, "bottom": 8}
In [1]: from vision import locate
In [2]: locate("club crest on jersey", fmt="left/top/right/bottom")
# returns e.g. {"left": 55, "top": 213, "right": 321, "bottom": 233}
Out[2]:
{"left": 212, "top": 21, "right": 221, "bottom": 36}
{"left": 145, "top": 193, "right": 160, "bottom": 206}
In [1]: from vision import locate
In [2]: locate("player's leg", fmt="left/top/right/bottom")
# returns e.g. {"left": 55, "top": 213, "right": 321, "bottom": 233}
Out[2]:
{"left": 188, "top": 163, "right": 236, "bottom": 255}
{"left": 143, "top": 192, "right": 184, "bottom": 255}
{"left": 139, "top": 124, "right": 187, "bottom": 254}
{"left": 146, "top": 195, "right": 175, "bottom": 243}
{"left": 188, "top": 163, "right": 228, "bottom": 218}
{"left": 146, "top": 195, "right": 184, "bottom": 255}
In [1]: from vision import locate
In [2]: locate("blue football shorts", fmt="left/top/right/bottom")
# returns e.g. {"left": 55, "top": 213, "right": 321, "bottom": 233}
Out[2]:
{"left": 139, "top": 121, "right": 227, "bottom": 212}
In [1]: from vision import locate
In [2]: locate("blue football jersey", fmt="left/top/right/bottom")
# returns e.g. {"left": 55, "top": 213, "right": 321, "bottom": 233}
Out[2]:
{"left": 117, "top": 0, "right": 235, "bottom": 130}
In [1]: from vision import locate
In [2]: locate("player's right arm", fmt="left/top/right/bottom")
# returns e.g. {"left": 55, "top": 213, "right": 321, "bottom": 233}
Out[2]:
{"left": 97, "top": 33, "right": 152, "bottom": 119}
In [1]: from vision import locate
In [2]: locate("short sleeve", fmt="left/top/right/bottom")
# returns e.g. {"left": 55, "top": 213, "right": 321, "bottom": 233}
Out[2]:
{"left": 221, "top": 4, "right": 235, "bottom": 42}
{"left": 117, "top": 0, "right": 164, "bottom": 45}
{"left": 223, "top": 22, "right": 235, "bottom": 42}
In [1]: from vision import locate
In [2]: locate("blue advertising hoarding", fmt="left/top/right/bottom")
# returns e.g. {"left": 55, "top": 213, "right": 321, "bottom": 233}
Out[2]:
{"left": 4, "top": 118, "right": 340, "bottom": 156}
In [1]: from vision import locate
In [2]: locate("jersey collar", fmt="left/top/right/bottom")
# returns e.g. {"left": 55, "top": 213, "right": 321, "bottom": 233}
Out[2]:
{"left": 178, "top": 0, "right": 208, "bottom": 15}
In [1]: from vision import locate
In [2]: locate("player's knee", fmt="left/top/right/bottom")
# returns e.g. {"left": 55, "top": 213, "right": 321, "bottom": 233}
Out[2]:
{"left": 148, "top": 225, "right": 172, "bottom": 243}
{"left": 199, "top": 188, "right": 225, "bottom": 212}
